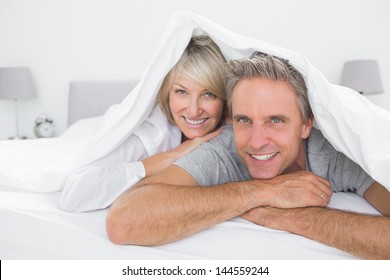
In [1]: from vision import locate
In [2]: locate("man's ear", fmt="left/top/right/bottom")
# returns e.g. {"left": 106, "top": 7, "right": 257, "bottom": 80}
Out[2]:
{"left": 301, "top": 117, "right": 313, "bottom": 139}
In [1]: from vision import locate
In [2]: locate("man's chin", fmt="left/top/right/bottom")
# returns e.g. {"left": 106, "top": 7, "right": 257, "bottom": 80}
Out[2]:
{"left": 248, "top": 169, "right": 278, "bottom": 180}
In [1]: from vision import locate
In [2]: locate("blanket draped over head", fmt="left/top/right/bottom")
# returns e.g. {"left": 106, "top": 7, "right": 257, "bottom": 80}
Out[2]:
{"left": 0, "top": 11, "right": 389, "bottom": 192}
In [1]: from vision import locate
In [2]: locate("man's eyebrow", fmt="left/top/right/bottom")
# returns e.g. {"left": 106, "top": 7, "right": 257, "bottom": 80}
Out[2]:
{"left": 233, "top": 114, "right": 248, "bottom": 120}
{"left": 269, "top": 114, "right": 288, "bottom": 119}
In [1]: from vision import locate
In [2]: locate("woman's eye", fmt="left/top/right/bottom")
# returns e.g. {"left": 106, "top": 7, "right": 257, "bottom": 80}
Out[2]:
{"left": 204, "top": 91, "right": 217, "bottom": 99}
{"left": 175, "top": 89, "right": 187, "bottom": 95}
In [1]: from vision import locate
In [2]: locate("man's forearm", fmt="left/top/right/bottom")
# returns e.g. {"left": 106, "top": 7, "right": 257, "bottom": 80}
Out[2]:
{"left": 106, "top": 169, "right": 332, "bottom": 246}
{"left": 301, "top": 208, "right": 390, "bottom": 259}
{"left": 242, "top": 207, "right": 390, "bottom": 259}
{"left": 106, "top": 181, "right": 251, "bottom": 245}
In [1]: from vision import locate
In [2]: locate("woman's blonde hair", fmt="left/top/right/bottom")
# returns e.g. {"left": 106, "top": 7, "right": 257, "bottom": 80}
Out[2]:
{"left": 158, "top": 35, "right": 227, "bottom": 124}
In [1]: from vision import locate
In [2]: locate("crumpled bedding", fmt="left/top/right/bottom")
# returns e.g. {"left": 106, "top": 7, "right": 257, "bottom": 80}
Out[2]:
{"left": 0, "top": 105, "right": 180, "bottom": 192}
{"left": 0, "top": 11, "right": 389, "bottom": 193}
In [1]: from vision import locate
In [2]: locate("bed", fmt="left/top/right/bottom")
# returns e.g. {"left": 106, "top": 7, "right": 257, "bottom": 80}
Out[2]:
{"left": 2, "top": 12, "right": 390, "bottom": 262}
{"left": 67, "top": 80, "right": 139, "bottom": 126}
{"left": 0, "top": 80, "right": 381, "bottom": 260}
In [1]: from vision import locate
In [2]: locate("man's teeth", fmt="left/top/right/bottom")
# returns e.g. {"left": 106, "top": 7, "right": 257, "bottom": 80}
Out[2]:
{"left": 185, "top": 118, "right": 207, "bottom": 125}
{"left": 252, "top": 152, "right": 277, "bottom": 161}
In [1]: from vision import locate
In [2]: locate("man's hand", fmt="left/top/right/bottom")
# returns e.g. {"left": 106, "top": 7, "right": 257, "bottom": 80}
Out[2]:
{"left": 241, "top": 206, "right": 292, "bottom": 230}
{"left": 249, "top": 171, "right": 332, "bottom": 209}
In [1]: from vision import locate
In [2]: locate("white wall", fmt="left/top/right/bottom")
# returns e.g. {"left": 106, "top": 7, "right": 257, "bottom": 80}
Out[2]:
{"left": 0, "top": 0, "right": 389, "bottom": 139}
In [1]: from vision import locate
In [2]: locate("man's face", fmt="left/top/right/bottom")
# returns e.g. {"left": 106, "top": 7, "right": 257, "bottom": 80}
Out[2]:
{"left": 232, "top": 77, "right": 312, "bottom": 179}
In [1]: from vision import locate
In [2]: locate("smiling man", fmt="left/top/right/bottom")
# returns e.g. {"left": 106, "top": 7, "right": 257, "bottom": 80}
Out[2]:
{"left": 232, "top": 76, "right": 312, "bottom": 179}
{"left": 106, "top": 52, "right": 390, "bottom": 259}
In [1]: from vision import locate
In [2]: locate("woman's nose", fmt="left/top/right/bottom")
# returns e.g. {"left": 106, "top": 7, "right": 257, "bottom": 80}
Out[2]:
{"left": 186, "top": 98, "right": 202, "bottom": 117}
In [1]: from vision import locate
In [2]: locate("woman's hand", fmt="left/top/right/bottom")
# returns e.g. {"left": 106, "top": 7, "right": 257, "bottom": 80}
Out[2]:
{"left": 142, "top": 128, "right": 222, "bottom": 177}
{"left": 174, "top": 128, "right": 222, "bottom": 158}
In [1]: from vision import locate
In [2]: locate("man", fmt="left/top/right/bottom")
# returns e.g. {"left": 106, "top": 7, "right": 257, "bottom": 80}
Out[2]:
{"left": 106, "top": 52, "right": 390, "bottom": 259}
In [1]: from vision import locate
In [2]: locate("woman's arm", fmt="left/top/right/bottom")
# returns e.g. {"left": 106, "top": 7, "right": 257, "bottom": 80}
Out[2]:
{"left": 60, "top": 128, "right": 221, "bottom": 213}
{"left": 142, "top": 128, "right": 221, "bottom": 177}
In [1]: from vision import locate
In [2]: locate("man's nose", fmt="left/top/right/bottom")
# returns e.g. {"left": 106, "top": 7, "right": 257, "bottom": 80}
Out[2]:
{"left": 249, "top": 125, "right": 269, "bottom": 149}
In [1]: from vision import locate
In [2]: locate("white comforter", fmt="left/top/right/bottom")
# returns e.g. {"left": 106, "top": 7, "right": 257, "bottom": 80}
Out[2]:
{"left": 0, "top": 11, "right": 389, "bottom": 193}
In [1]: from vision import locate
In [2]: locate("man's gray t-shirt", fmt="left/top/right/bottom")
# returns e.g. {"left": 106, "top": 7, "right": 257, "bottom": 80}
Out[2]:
{"left": 175, "top": 125, "right": 374, "bottom": 197}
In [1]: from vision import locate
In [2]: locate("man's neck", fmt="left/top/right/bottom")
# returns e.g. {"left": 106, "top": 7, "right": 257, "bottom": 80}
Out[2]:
{"left": 283, "top": 141, "right": 307, "bottom": 174}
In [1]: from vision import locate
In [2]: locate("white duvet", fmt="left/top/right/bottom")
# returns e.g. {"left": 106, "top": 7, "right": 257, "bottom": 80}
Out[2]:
{"left": 0, "top": 11, "right": 389, "bottom": 193}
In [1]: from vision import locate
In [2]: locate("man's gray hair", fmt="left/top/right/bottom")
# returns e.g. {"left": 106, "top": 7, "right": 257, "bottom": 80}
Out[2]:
{"left": 226, "top": 52, "right": 313, "bottom": 122}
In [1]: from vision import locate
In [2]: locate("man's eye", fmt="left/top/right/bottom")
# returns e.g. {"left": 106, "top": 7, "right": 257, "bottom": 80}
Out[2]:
{"left": 237, "top": 117, "right": 250, "bottom": 123}
{"left": 271, "top": 117, "right": 284, "bottom": 124}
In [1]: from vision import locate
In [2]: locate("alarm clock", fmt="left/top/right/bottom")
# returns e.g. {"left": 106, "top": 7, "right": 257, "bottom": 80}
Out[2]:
{"left": 34, "top": 114, "right": 55, "bottom": 138}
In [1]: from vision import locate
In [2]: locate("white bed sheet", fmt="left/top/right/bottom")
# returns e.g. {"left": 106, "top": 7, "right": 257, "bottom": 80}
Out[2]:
{"left": 0, "top": 185, "right": 379, "bottom": 260}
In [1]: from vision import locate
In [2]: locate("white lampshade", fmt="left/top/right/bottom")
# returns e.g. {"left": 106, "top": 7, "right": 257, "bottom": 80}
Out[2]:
{"left": 0, "top": 67, "right": 36, "bottom": 100}
{"left": 0, "top": 67, "right": 37, "bottom": 139}
{"left": 340, "top": 60, "right": 383, "bottom": 94}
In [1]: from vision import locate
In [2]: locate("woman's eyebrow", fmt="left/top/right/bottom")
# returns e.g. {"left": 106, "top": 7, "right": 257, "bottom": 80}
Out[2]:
{"left": 172, "top": 83, "right": 187, "bottom": 89}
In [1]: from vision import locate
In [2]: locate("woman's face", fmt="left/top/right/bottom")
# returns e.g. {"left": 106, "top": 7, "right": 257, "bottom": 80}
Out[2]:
{"left": 169, "top": 75, "right": 224, "bottom": 140}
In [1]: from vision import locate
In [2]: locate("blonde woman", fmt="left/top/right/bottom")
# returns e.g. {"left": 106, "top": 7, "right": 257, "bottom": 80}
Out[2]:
{"left": 60, "top": 35, "right": 228, "bottom": 212}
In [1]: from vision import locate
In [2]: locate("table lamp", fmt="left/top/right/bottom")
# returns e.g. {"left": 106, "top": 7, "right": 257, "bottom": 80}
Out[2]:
{"left": 0, "top": 67, "right": 37, "bottom": 139}
{"left": 340, "top": 60, "right": 383, "bottom": 94}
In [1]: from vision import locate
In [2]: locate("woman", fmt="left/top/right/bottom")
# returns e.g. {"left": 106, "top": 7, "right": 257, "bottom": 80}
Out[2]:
{"left": 60, "top": 35, "right": 228, "bottom": 212}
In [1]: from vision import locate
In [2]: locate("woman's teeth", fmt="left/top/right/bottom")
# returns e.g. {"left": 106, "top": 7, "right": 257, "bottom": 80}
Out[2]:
{"left": 185, "top": 117, "right": 207, "bottom": 125}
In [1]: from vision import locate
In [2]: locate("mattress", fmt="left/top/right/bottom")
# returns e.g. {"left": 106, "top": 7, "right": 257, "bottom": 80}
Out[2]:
{"left": 0, "top": 185, "right": 379, "bottom": 260}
